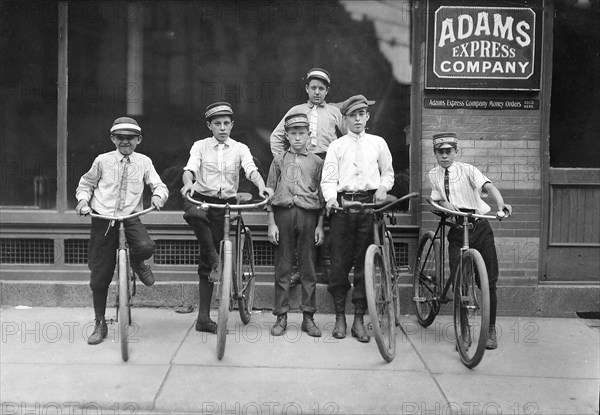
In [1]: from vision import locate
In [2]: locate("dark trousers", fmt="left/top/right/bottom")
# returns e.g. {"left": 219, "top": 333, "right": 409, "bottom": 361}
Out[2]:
{"left": 327, "top": 210, "right": 373, "bottom": 314}
{"left": 448, "top": 218, "right": 499, "bottom": 325}
{"left": 272, "top": 206, "right": 318, "bottom": 315}
{"left": 88, "top": 216, "right": 154, "bottom": 291}
{"left": 183, "top": 194, "right": 236, "bottom": 280}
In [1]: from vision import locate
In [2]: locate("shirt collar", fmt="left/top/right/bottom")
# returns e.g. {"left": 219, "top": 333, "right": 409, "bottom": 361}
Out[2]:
{"left": 286, "top": 148, "right": 309, "bottom": 156}
{"left": 307, "top": 100, "right": 326, "bottom": 108}
{"left": 347, "top": 130, "right": 366, "bottom": 141}
{"left": 210, "top": 136, "right": 231, "bottom": 147}
{"left": 115, "top": 151, "right": 133, "bottom": 162}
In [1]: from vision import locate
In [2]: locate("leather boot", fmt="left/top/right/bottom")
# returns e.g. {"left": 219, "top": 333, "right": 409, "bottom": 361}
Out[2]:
{"left": 486, "top": 325, "right": 498, "bottom": 350}
{"left": 332, "top": 313, "right": 347, "bottom": 339}
{"left": 87, "top": 316, "right": 108, "bottom": 345}
{"left": 351, "top": 314, "right": 370, "bottom": 343}
{"left": 196, "top": 277, "right": 217, "bottom": 333}
{"left": 271, "top": 313, "right": 287, "bottom": 336}
{"left": 301, "top": 312, "right": 321, "bottom": 337}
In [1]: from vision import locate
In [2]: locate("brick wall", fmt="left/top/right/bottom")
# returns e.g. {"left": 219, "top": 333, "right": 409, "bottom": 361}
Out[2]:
{"left": 419, "top": 109, "right": 542, "bottom": 285}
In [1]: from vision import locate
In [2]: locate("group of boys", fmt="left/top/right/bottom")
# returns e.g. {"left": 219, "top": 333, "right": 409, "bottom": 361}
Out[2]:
{"left": 76, "top": 67, "right": 510, "bottom": 351}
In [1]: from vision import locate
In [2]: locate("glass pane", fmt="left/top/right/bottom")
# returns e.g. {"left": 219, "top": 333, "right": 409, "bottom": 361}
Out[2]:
{"left": 0, "top": 1, "right": 58, "bottom": 208}
{"left": 550, "top": 1, "right": 600, "bottom": 168}
{"left": 66, "top": 1, "right": 412, "bottom": 210}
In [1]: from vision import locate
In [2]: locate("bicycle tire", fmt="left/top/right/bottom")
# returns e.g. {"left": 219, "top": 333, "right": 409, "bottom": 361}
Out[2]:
{"left": 365, "top": 244, "right": 396, "bottom": 362}
{"left": 236, "top": 226, "right": 256, "bottom": 324}
{"left": 454, "top": 249, "right": 490, "bottom": 369}
{"left": 384, "top": 231, "right": 402, "bottom": 327}
{"left": 118, "top": 249, "right": 130, "bottom": 362}
{"left": 216, "top": 240, "right": 233, "bottom": 360}
{"left": 413, "top": 231, "right": 441, "bottom": 327}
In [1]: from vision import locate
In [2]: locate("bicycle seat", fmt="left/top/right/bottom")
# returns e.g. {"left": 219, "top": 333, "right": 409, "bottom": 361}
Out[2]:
{"left": 236, "top": 193, "right": 253, "bottom": 204}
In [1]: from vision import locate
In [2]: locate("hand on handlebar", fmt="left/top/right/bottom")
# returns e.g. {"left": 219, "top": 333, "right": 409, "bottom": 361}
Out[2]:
{"left": 260, "top": 187, "right": 274, "bottom": 201}
{"left": 180, "top": 183, "right": 195, "bottom": 198}
{"left": 497, "top": 203, "right": 512, "bottom": 219}
{"left": 151, "top": 196, "right": 163, "bottom": 211}
{"left": 374, "top": 187, "right": 388, "bottom": 204}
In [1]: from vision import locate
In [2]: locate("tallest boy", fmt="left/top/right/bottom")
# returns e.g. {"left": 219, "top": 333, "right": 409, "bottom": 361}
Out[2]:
{"left": 270, "top": 68, "right": 346, "bottom": 159}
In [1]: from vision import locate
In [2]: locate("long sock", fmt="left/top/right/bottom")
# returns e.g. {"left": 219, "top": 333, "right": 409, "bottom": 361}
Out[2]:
{"left": 92, "top": 288, "right": 108, "bottom": 319}
{"left": 489, "top": 289, "right": 497, "bottom": 327}
{"left": 197, "top": 277, "right": 215, "bottom": 322}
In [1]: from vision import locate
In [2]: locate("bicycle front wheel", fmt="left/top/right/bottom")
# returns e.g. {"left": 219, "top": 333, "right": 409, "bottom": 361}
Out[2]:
{"left": 365, "top": 245, "right": 396, "bottom": 362}
{"left": 413, "top": 231, "right": 441, "bottom": 327}
{"left": 236, "top": 225, "right": 255, "bottom": 324}
{"left": 454, "top": 249, "right": 490, "bottom": 369}
{"left": 216, "top": 240, "right": 233, "bottom": 360}
{"left": 117, "top": 249, "right": 131, "bottom": 362}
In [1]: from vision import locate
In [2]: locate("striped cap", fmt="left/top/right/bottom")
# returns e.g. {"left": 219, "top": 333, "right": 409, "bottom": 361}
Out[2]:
{"left": 205, "top": 102, "right": 233, "bottom": 120}
{"left": 284, "top": 113, "right": 309, "bottom": 130}
{"left": 110, "top": 117, "right": 141, "bottom": 135}
{"left": 306, "top": 68, "right": 331, "bottom": 85}
{"left": 432, "top": 133, "right": 458, "bottom": 148}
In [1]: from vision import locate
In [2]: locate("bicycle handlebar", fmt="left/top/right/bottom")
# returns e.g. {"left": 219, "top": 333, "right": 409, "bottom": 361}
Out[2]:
{"left": 333, "top": 192, "right": 420, "bottom": 213}
{"left": 426, "top": 198, "right": 509, "bottom": 221}
{"left": 185, "top": 194, "right": 269, "bottom": 210}
{"left": 80, "top": 206, "right": 156, "bottom": 221}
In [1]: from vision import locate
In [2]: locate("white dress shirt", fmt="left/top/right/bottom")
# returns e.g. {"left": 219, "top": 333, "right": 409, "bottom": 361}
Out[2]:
{"left": 76, "top": 151, "right": 168, "bottom": 215}
{"left": 321, "top": 131, "right": 395, "bottom": 202}
{"left": 428, "top": 162, "right": 492, "bottom": 214}
{"left": 183, "top": 136, "right": 259, "bottom": 199}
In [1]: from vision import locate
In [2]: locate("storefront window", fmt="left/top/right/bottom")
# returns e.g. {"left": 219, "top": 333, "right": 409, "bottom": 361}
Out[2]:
{"left": 0, "top": 1, "right": 58, "bottom": 208}
{"left": 550, "top": 0, "right": 600, "bottom": 168}
{"left": 64, "top": 0, "right": 412, "bottom": 210}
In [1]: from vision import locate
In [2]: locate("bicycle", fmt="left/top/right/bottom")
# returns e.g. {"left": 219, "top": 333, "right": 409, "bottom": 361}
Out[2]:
{"left": 333, "top": 192, "right": 420, "bottom": 363}
{"left": 80, "top": 205, "right": 155, "bottom": 362}
{"left": 412, "top": 198, "right": 509, "bottom": 368}
{"left": 186, "top": 193, "right": 267, "bottom": 360}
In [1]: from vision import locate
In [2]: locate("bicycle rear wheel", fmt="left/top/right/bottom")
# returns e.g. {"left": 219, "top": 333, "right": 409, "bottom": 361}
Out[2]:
{"left": 216, "top": 240, "right": 233, "bottom": 360}
{"left": 365, "top": 245, "right": 396, "bottom": 362}
{"left": 236, "top": 225, "right": 255, "bottom": 324}
{"left": 384, "top": 231, "right": 402, "bottom": 326}
{"left": 454, "top": 249, "right": 490, "bottom": 369}
{"left": 413, "top": 231, "right": 441, "bottom": 327}
{"left": 117, "top": 249, "right": 131, "bottom": 362}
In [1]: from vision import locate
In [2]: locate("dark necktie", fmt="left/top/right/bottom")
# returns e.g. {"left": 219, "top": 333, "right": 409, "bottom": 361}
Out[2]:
{"left": 444, "top": 168, "right": 451, "bottom": 202}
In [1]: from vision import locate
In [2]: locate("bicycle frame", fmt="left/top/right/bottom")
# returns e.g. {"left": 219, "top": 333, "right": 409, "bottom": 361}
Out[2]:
{"left": 81, "top": 206, "right": 155, "bottom": 362}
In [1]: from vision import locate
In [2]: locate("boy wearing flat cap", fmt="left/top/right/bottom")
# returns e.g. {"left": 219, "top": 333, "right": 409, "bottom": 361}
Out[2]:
{"left": 321, "top": 95, "right": 395, "bottom": 343}
{"left": 270, "top": 68, "right": 346, "bottom": 159}
{"left": 428, "top": 132, "right": 512, "bottom": 350}
{"left": 266, "top": 113, "right": 325, "bottom": 337}
{"left": 180, "top": 102, "right": 273, "bottom": 334}
{"left": 76, "top": 117, "right": 168, "bottom": 345}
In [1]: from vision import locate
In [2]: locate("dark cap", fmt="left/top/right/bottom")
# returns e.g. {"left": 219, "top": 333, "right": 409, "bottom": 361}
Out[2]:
{"left": 306, "top": 68, "right": 331, "bottom": 85}
{"left": 341, "top": 94, "right": 375, "bottom": 116}
{"left": 284, "top": 113, "right": 309, "bottom": 130}
{"left": 110, "top": 117, "right": 141, "bottom": 135}
{"left": 204, "top": 102, "right": 233, "bottom": 120}
{"left": 432, "top": 132, "right": 458, "bottom": 149}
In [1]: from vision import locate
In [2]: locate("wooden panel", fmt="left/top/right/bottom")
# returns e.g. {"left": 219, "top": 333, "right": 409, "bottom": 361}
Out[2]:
{"left": 550, "top": 184, "right": 600, "bottom": 246}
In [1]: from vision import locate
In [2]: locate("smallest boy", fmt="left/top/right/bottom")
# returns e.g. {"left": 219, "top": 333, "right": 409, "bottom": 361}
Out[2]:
{"left": 428, "top": 132, "right": 512, "bottom": 350}
{"left": 76, "top": 117, "right": 168, "bottom": 345}
{"left": 267, "top": 113, "right": 325, "bottom": 337}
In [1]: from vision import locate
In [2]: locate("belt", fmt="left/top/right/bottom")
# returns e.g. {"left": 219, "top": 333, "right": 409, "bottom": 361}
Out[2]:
{"left": 337, "top": 190, "right": 376, "bottom": 206}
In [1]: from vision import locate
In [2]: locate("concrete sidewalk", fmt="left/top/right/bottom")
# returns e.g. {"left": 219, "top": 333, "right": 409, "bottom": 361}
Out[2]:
{"left": 1, "top": 306, "right": 598, "bottom": 415}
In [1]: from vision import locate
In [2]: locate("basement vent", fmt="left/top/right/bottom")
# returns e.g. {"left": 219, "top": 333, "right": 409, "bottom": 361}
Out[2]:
{"left": 0, "top": 239, "right": 54, "bottom": 264}
{"left": 154, "top": 240, "right": 200, "bottom": 265}
{"left": 64, "top": 239, "right": 89, "bottom": 264}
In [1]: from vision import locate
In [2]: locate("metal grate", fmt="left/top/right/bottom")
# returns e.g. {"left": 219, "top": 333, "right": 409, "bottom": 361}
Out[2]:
{"left": 64, "top": 239, "right": 89, "bottom": 264}
{"left": 253, "top": 240, "right": 274, "bottom": 266}
{"left": 394, "top": 242, "right": 409, "bottom": 266}
{"left": 0, "top": 238, "right": 54, "bottom": 264}
{"left": 154, "top": 239, "right": 200, "bottom": 265}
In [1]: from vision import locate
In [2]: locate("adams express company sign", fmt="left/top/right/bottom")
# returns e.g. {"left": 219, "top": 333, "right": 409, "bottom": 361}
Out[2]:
{"left": 425, "top": 1, "right": 543, "bottom": 90}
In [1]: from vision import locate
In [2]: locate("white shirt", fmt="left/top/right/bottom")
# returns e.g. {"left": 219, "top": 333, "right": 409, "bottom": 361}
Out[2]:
{"left": 428, "top": 162, "right": 492, "bottom": 214}
{"left": 76, "top": 151, "right": 168, "bottom": 215}
{"left": 183, "top": 136, "right": 258, "bottom": 199}
{"left": 321, "top": 131, "right": 395, "bottom": 202}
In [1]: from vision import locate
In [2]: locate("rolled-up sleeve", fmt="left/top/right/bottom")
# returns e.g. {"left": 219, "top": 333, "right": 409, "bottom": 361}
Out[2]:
{"left": 145, "top": 163, "right": 169, "bottom": 204}
{"left": 76, "top": 158, "right": 101, "bottom": 202}
{"left": 378, "top": 140, "right": 395, "bottom": 191}
{"left": 320, "top": 147, "right": 339, "bottom": 202}
{"left": 239, "top": 143, "right": 258, "bottom": 179}
{"left": 183, "top": 142, "right": 202, "bottom": 179}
